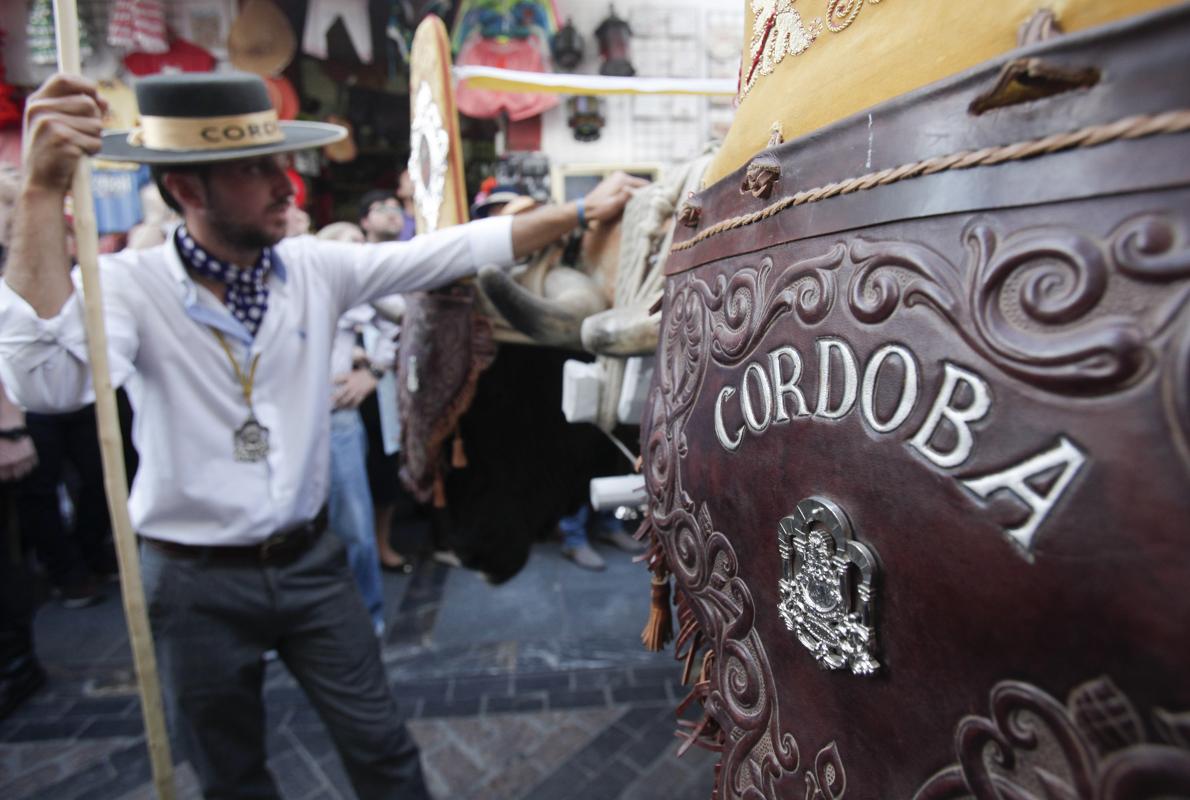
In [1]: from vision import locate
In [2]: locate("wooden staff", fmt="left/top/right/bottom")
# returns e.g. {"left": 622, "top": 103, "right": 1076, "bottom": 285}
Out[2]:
{"left": 50, "top": 2, "right": 176, "bottom": 797}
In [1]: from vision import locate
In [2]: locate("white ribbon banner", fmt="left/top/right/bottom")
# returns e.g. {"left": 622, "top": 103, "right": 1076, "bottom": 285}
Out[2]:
{"left": 453, "top": 66, "right": 736, "bottom": 97}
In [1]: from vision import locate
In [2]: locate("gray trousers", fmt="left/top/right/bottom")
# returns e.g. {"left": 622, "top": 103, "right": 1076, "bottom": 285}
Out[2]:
{"left": 141, "top": 529, "right": 428, "bottom": 799}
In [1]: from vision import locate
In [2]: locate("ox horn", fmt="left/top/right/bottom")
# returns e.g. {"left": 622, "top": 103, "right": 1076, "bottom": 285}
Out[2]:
{"left": 580, "top": 301, "right": 660, "bottom": 356}
{"left": 477, "top": 265, "right": 608, "bottom": 348}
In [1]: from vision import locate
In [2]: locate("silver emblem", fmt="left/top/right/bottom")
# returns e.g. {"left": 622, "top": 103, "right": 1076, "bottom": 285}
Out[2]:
{"left": 408, "top": 81, "right": 449, "bottom": 234}
{"left": 778, "top": 496, "right": 880, "bottom": 676}
{"left": 233, "top": 415, "right": 270, "bottom": 463}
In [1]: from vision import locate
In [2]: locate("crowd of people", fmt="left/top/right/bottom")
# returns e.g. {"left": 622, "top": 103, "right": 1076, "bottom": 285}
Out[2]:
{"left": 0, "top": 69, "right": 646, "bottom": 799}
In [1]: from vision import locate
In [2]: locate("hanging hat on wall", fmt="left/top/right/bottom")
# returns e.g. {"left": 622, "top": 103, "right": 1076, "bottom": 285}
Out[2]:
{"left": 322, "top": 115, "right": 358, "bottom": 163}
{"left": 228, "top": 0, "right": 298, "bottom": 77}
{"left": 98, "top": 72, "right": 346, "bottom": 165}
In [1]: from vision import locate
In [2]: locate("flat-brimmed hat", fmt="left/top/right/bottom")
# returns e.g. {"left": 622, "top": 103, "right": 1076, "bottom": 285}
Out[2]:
{"left": 100, "top": 72, "right": 346, "bottom": 165}
{"left": 471, "top": 183, "right": 528, "bottom": 219}
{"left": 227, "top": 0, "right": 297, "bottom": 78}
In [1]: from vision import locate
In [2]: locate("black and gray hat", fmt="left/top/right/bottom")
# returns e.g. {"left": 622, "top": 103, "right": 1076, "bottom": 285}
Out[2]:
{"left": 100, "top": 71, "right": 345, "bottom": 165}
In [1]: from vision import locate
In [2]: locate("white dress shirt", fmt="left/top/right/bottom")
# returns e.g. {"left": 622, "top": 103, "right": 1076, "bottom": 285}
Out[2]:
{"left": 0, "top": 216, "right": 513, "bottom": 545}
{"left": 330, "top": 304, "right": 398, "bottom": 381}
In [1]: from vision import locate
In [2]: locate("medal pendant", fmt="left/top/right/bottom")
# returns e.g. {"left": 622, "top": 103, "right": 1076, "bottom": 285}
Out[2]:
{"left": 234, "top": 416, "right": 270, "bottom": 462}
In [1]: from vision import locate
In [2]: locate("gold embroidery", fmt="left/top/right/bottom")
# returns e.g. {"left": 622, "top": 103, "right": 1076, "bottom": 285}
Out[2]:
{"left": 744, "top": 0, "right": 823, "bottom": 97}
{"left": 742, "top": 0, "right": 888, "bottom": 100}
{"left": 825, "top": 0, "right": 862, "bottom": 32}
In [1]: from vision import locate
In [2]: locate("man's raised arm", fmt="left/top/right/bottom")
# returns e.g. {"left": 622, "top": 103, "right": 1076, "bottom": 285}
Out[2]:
{"left": 6, "top": 74, "right": 107, "bottom": 319}
{"left": 509, "top": 171, "right": 647, "bottom": 259}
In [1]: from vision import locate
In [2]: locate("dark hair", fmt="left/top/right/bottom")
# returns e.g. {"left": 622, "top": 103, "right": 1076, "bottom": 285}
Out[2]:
{"left": 150, "top": 164, "right": 211, "bottom": 214}
{"left": 358, "top": 189, "right": 397, "bottom": 223}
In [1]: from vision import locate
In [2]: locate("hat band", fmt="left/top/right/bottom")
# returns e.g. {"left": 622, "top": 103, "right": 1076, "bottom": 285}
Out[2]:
{"left": 127, "top": 110, "right": 285, "bottom": 152}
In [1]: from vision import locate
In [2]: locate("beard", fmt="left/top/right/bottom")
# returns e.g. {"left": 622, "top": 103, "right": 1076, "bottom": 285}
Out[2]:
{"left": 206, "top": 203, "right": 286, "bottom": 251}
{"left": 209, "top": 211, "right": 283, "bottom": 250}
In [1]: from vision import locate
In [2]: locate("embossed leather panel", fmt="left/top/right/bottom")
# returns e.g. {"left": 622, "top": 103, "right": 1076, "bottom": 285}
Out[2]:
{"left": 645, "top": 7, "right": 1190, "bottom": 798}
{"left": 397, "top": 287, "right": 495, "bottom": 504}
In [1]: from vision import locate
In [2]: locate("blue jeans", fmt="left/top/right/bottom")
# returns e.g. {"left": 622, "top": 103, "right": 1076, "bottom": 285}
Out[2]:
{"left": 329, "top": 409, "right": 385, "bottom": 632}
{"left": 558, "top": 504, "right": 590, "bottom": 550}
{"left": 560, "top": 505, "right": 628, "bottom": 549}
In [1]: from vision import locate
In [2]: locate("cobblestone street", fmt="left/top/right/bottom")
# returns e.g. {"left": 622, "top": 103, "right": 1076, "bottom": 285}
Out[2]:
{"left": 0, "top": 540, "right": 715, "bottom": 800}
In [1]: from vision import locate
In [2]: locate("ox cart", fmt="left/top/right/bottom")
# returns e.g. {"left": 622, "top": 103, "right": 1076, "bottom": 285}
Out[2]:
{"left": 401, "top": 5, "right": 1190, "bottom": 795}
{"left": 635, "top": 3, "right": 1190, "bottom": 797}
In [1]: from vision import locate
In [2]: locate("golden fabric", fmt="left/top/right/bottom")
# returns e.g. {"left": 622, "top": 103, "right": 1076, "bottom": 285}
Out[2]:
{"left": 129, "top": 111, "right": 284, "bottom": 152}
{"left": 706, "top": 0, "right": 1181, "bottom": 186}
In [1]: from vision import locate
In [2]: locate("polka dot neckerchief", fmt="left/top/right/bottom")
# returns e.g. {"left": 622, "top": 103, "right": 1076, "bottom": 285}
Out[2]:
{"left": 175, "top": 226, "right": 274, "bottom": 338}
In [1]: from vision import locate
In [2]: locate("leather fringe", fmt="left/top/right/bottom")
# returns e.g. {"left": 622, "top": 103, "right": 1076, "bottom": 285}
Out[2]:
{"left": 634, "top": 510, "right": 726, "bottom": 782}
{"left": 450, "top": 430, "right": 467, "bottom": 469}
{"left": 674, "top": 657, "right": 723, "bottom": 757}
{"left": 641, "top": 574, "right": 672, "bottom": 652}
{"left": 637, "top": 514, "right": 674, "bottom": 652}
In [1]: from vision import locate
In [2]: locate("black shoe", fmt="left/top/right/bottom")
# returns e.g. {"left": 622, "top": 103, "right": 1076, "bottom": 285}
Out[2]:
{"left": 55, "top": 577, "right": 104, "bottom": 609}
{"left": 0, "top": 654, "right": 47, "bottom": 720}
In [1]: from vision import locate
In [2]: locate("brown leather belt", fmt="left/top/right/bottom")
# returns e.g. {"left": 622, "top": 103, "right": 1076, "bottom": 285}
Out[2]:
{"left": 142, "top": 506, "right": 329, "bottom": 564}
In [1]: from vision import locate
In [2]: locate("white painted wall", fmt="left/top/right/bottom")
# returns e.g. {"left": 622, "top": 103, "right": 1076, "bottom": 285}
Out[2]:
{"left": 1, "top": 0, "right": 739, "bottom": 172}
{"left": 537, "top": 0, "right": 741, "bottom": 169}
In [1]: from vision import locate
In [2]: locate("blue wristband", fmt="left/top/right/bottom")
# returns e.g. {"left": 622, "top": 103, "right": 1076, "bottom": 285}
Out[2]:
{"left": 575, "top": 197, "right": 588, "bottom": 229}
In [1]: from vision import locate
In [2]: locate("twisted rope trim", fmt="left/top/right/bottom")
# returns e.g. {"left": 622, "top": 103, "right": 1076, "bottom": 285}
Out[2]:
{"left": 672, "top": 109, "right": 1190, "bottom": 253}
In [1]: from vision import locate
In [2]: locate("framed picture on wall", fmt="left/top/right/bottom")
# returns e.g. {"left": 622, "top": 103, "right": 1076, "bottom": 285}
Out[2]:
{"left": 551, "top": 162, "right": 663, "bottom": 203}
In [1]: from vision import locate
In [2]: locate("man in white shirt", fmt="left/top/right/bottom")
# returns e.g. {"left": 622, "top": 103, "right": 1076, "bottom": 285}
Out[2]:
{"left": 355, "top": 191, "right": 415, "bottom": 571}
{"left": 327, "top": 295, "right": 400, "bottom": 633}
{"left": 0, "top": 71, "right": 641, "bottom": 799}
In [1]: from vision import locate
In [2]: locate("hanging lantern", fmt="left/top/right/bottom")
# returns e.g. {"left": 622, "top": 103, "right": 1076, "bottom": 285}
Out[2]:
{"left": 567, "top": 96, "right": 605, "bottom": 142}
{"left": 594, "top": 6, "right": 633, "bottom": 77}
{"left": 552, "top": 18, "right": 584, "bottom": 70}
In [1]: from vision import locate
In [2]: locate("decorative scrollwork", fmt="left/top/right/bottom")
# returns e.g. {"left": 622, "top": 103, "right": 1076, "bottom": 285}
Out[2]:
{"left": 647, "top": 256, "right": 837, "bottom": 796}
{"left": 743, "top": 0, "right": 823, "bottom": 97}
{"left": 644, "top": 239, "right": 857, "bottom": 796}
{"left": 805, "top": 741, "right": 847, "bottom": 800}
{"left": 1168, "top": 322, "right": 1190, "bottom": 474}
{"left": 1112, "top": 214, "right": 1190, "bottom": 281}
{"left": 646, "top": 211, "right": 1190, "bottom": 797}
{"left": 914, "top": 676, "right": 1190, "bottom": 799}
{"left": 824, "top": 0, "right": 863, "bottom": 32}
{"left": 847, "top": 238, "right": 962, "bottom": 325}
{"left": 847, "top": 215, "right": 1190, "bottom": 393}
{"left": 695, "top": 249, "right": 844, "bottom": 366}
